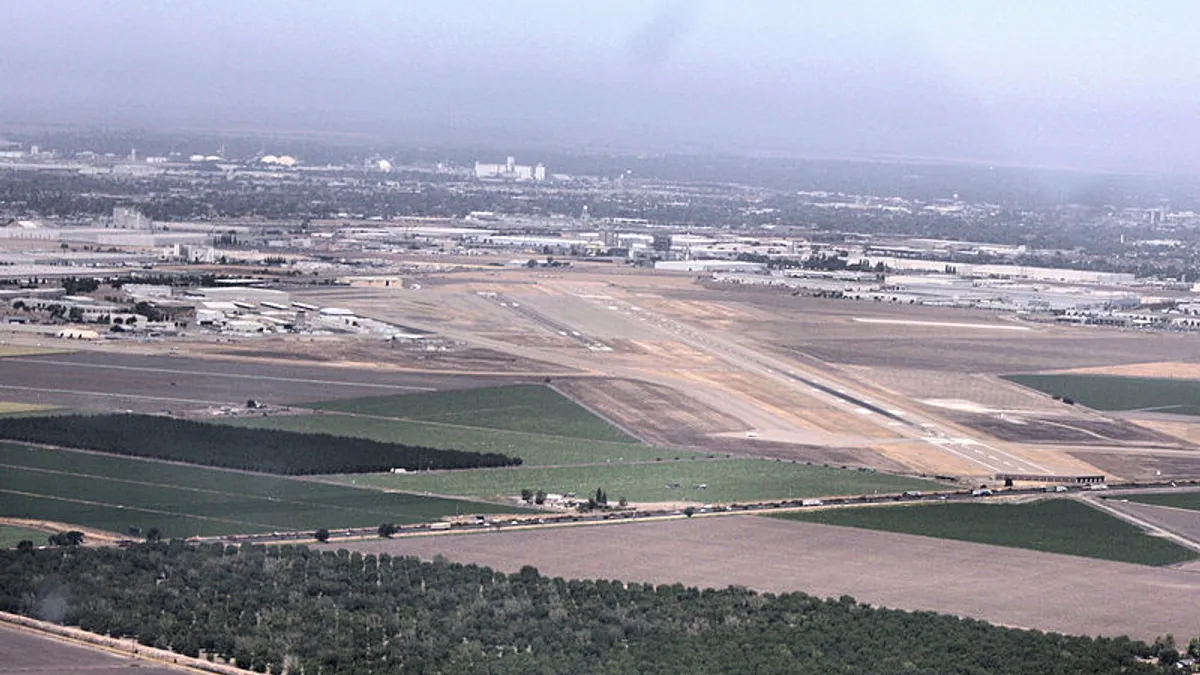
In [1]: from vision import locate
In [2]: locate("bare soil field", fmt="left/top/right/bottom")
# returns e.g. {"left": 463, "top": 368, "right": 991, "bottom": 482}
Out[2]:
{"left": 0, "top": 624, "right": 189, "bottom": 674}
{"left": 1100, "top": 498, "right": 1200, "bottom": 546}
{"left": 852, "top": 367, "right": 1052, "bottom": 409}
{"left": 1126, "top": 415, "right": 1200, "bottom": 444}
{"left": 551, "top": 377, "right": 747, "bottom": 445}
{"left": 946, "top": 411, "right": 1183, "bottom": 446}
{"left": 1071, "top": 450, "right": 1200, "bottom": 481}
{"left": 0, "top": 351, "right": 522, "bottom": 413}
{"left": 328, "top": 515, "right": 1200, "bottom": 640}
{"left": 1060, "top": 361, "right": 1200, "bottom": 379}
{"left": 778, "top": 334, "right": 1197, "bottom": 373}
{"left": 218, "top": 340, "right": 564, "bottom": 374}
{"left": 671, "top": 287, "right": 1200, "bottom": 373}
{"left": 551, "top": 377, "right": 905, "bottom": 467}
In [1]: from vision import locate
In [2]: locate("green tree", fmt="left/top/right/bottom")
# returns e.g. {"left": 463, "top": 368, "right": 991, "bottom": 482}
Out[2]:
{"left": 48, "top": 530, "right": 84, "bottom": 546}
{"left": 534, "top": 490, "right": 547, "bottom": 505}
{"left": 520, "top": 488, "right": 534, "bottom": 503}
{"left": 377, "top": 523, "right": 397, "bottom": 538}
{"left": 313, "top": 528, "right": 330, "bottom": 543}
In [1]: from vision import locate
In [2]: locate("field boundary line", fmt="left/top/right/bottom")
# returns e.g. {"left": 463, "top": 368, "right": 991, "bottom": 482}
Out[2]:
{"left": 0, "top": 462, "right": 432, "bottom": 523}
{"left": 298, "top": 409, "right": 648, "bottom": 447}
{"left": 1078, "top": 495, "right": 1200, "bottom": 555}
{"left": 547, "top": 383, "right": 651, "bottom": 445}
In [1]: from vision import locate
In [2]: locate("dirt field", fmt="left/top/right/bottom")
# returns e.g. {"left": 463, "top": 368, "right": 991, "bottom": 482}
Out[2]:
{"left": 1071, "top": 450, "right": 1200, "bottom": 481}
{"left": 1100, "top": 498, "right": 1200, "bottom": 546}
{"left": 1127, "top": 415, "right": 1200, "bottom": 444}
{"left": 218, "top": 341, "right": 569, "bottom": 375}
{"left": 946, "top": 411, "right": 1184, "bottom": 446}
{"left": 551, "top": 377, "right": 747, "bottom": 445}
{"left": 852, "top": 367, "right": 1052, "bottom": 410}
{"left": 1061, "top": 361, "right": 1200, "bottom": 379}
{"left": 677, "top": 286, "right": 1200, "bottom": 373}
{"left": 0, "top": 351, "right": 526, "bottom": 413}
{"left": 0, "top": 624, "right": 189, "bottom": 674}
{"left": 326, "top": 515, "right": 1200, "bottom": 641}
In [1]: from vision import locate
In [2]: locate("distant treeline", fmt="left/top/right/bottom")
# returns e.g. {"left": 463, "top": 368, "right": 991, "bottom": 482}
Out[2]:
{"left": 0, "top": 542, "right": 1179, "bottom": 675}
{"left": 0, "top": 414, "right": 520, "bottom": 474}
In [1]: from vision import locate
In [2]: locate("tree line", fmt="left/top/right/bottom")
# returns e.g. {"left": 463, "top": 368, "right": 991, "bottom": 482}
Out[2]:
{"left": 0, "top": 414, "right": 520, "bottom": 474}
{"left": 0, "top": 541, "right": 1182, "bottom": 675}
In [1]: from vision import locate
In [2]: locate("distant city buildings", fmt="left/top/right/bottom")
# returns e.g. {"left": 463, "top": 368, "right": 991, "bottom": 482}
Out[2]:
{"left": 475, "top": 156, "right": 546, "bottom": 181}
{"left": 112, "top": 206, "right": 152, "bottom": 231}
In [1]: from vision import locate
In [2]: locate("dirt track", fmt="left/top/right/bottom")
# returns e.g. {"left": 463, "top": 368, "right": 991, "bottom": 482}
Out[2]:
{"left": 0, "top": 623, "right": 189, "bottom": 674}
{"left": 327, "top": 515, "right": 1200, "bottom": 641}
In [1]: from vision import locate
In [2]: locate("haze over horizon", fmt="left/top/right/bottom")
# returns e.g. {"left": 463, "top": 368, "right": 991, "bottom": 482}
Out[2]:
{"left": 4, "top": 1, "right": 1200, "bottom": 173}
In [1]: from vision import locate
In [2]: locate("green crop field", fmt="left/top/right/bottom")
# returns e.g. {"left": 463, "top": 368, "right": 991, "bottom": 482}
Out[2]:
{"left": 224, "top": 412, "right": 692, "bottom": 467}
{"left": 0, "top": 525, "right": 51, "bottom": 548}
{"left": 774, "top": 499, "right": 1196, "bottom": 566}
{"left": 0, "top": 443, "right": 529, "bottom": 538}
{"left": 309, "top": 385, "right": 638, "bottom": 443}
{"left": 1123, "top": 490, "right": 1200, "bottom": 511}
{"left": 344, "top": 459, "right": 944, "bottom": 505}
{"left": 1004, "top": 373, "right": 1200, "bottom": 416}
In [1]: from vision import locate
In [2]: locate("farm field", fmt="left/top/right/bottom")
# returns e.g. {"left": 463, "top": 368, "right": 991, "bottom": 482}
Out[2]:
{"left": 309, "top": 384, "right": 639, "bottom": 443}
{"left": 0, "top": 413, "right": 517, "bottom": 474}
{"left": 1123, "top": 490, "right": 1200, "bottom": 511}
{"left": 332, "top": 515, "right": 1200, "bottom": 641}
{"left": 0, "top": 443, "right": 526, "bottom": 537}
{"left": 1004, "top": 373, "right": 1200, "bottom": 416}
{"left": 0, "top": 524, "right": 50, "bottom": 548}
{"left": 344, "top": 459, "right": 944, "bottom": 504}
{"left": 225, "top": 412, "right": 688, "bottom": 467}
{"left": 774, "top": 499, "right": 1196, "bottom": 566}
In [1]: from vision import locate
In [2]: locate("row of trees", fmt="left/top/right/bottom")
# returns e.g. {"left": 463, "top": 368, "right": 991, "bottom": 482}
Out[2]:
{"left": 0, "top": 541, "right": 1181, "bottom": 675}
{"left": 518, "top": 487, "right": 630, "bottom": 510}
{"left": 0, "top": 414, "right": 521, "bottom": 474}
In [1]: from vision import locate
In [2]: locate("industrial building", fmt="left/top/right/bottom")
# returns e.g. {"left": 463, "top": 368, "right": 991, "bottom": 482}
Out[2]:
{"left": 474, "top": 156, "right": 546, "bottom": 181}
{"left": 655, "top": 260, "right": 767, "bottom": 273}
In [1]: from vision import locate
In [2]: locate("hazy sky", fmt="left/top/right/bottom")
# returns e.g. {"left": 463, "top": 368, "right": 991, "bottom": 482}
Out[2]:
{"left": 4, "top": 1, "right": 1200, "bottom": 171}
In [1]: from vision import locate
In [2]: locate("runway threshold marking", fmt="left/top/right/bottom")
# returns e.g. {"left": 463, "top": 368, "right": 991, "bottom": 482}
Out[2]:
{"left": 8, "top": 359, "right": 437, "bottom": 391}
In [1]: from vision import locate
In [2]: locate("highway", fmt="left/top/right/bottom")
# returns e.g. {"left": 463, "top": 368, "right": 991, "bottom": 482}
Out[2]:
{"left": 192, "top": 480, "right": 1200, "bottom": 547}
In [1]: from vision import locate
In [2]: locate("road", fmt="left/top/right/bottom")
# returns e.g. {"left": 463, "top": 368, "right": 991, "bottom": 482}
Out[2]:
{"left": 212, "top": 479, "right": 1200, "bottom": 547}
